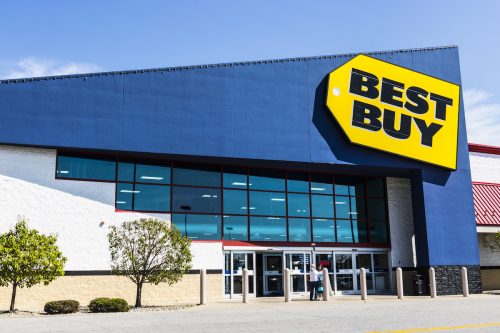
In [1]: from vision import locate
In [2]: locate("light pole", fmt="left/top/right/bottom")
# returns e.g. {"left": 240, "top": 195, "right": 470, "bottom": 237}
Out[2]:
{"left": 180, "top": 205, "right": 191, "bottom": 236}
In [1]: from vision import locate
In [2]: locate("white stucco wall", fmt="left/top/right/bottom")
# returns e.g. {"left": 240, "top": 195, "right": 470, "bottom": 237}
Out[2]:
{"left": 386, "top": 177, "right": 415, "bottom": 268}
{"left": 469, "top": 152, "right": 500, "bottom": 183}
{"left": 0, "top": 145, "right": 222, "bottom": 271}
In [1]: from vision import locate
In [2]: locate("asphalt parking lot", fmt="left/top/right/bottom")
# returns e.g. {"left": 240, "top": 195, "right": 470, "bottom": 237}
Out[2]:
{"left": 2, "top": 294, "right": 500, "bottom": 333}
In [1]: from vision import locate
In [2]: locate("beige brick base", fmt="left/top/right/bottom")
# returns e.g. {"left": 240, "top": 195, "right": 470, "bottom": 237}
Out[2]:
{"left": 481, "top": 269, "right": 500, "bottom": 290}
{"left": 0, "top": 274, "right": 223, "bottom": 311}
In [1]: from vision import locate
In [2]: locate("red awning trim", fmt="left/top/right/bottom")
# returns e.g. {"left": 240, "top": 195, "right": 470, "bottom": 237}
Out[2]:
{"left": 469, "top": 143, "right": 500, "bottom": 155}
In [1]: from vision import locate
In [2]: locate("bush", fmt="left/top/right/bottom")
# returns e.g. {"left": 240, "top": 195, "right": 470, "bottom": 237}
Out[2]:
{"left": 88, "top": 297, "right": 129, "bottom": 313}
{"left": 44, "top": 300, "right": 79, "bottom": 314}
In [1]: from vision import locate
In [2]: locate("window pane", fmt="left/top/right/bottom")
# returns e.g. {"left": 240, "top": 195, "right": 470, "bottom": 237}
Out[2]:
{"left": 367, "top": 198, "right": 386, "bottom": 220}
{"left": 311, "top": 195, "right": 333, "bottom": 218}
{"left": 249, "top": 191, "right": 286, "bottom": 216}
{"left": 370, "top": 220, "right": 388, "bottom": 243}
{"left": 334, "top": 196, "right": 350, "bottom": 219}
{"left": 57, "top": 155, "right": 115, "bottom": 181}
{"left": 116, "top": 183, "right": 133, "bottom": 210}
{"left": 173, "top": 164, "right": 220, "bottom": 187}
{"left": 335, "top": 176, "right": 365, "bottom": 196}
{"left": 288, "top": 218, "right": 311, "bottom": 242}
{"left": 310, "top": 174, "right": 333, "bottom": 194}
{"left": 134, "top": 184, "right": 170, "bottom": 212}
{"left": 223, "top": 167, "right": 248, "bottom": 189}
{"left": 352, "top": 219, "right": 368, "bottom": 243}
{"left": 287, "top": 193, "right": 309, "bottom": 217}
{"left": 249, "top": 169, "right": 285, "bottom": 191}
{"left": 287, "top": 172, "right": 309, "bottom": 193}
{"left": 117, "top": 162, "right": 134, "bottom": 182}
{"left": 135, "top": 164, "right": 170, "bottom": 184}
{"left": 350, "top": 196, "right": 366, "bottom": 219}
{"left": 223, "top": 216, "right": 248, "bottom": 241}
{"left": 172, "top": 214, "right": 221, "bottom": 240}
{"left": 250, "top": 217, "right": 286, "bottom": 241}
{"left": 312, "top": 218, "right": 335, "bottom": 242}
{"left": 223, "top": 189, "right": 248, "bottom": 214}
{"left": 373, "top": 253, "right": 389, "bottom": 273}
{"left": 367, "top": 178, "right": 385, "bottom": 197}
{"left": 336, "top": 219, "right": 353, "bottom": 243}
{"left": 172, "top": 187, "right": 221, "bottom": 213}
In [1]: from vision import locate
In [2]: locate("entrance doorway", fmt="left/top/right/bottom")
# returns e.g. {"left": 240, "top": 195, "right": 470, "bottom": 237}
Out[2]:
{"left": 263, "top": 254, "right": 283, "bottom": 296}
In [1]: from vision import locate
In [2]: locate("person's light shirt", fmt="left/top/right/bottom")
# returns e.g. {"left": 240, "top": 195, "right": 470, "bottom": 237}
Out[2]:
{"left": 309, "top": 268, "right": 319, "bottom": 282}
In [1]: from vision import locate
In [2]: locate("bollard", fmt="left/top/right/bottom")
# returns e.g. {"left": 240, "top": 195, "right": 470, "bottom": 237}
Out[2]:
{"left": 396, "top": 267, "right": 404, "bottom": 299}
{"left": 429, "top": 267, "right": 437, "bottom": 298}
{"left": 284, "top": 268, "right": 291, "bottom": 302}
{"left": 461, "top": 267, "right": 469, "bottom": 297}
{"left": 322, "top": 268, "right": 330, "bottom": 301}
{"left": 242, "top": 268, "right": 249, "bottom": 303}
{"left": 200, "top": 268, "right": 206, "bottom": 305}
{"left": 360, "top": 267, "right": 368, "bottom": 300}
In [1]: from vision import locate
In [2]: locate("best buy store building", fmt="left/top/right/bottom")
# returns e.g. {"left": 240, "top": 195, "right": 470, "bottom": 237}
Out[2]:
{"left": 0, "top": 46, "right": 484, "bottom": 306}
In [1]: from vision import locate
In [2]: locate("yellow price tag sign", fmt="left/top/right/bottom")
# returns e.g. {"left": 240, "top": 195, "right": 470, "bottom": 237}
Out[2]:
{"left": 326, "top": 54, "right": 460, "bottom": 170}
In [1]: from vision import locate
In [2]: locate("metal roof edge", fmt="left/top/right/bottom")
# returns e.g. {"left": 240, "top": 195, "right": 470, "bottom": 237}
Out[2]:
{"left": 469, "top": 143, "right": 500, "bottom": 156}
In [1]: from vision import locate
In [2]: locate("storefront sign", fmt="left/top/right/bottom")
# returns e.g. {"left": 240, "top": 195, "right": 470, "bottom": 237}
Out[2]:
{"left": 326, "top": 54, "right": 460, "bottom": 169}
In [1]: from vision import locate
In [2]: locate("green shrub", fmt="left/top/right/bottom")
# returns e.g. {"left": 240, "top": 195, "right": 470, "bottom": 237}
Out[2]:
{"left": 88, "top": 297, "right": 129, "bottom": 313}
{"left": 44, "top": 300, "right": 79, "bottom": 314}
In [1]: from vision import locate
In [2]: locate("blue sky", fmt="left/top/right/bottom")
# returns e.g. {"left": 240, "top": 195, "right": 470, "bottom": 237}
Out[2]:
{"left": 0, "top": 0, "right": 499, "bottom": 145}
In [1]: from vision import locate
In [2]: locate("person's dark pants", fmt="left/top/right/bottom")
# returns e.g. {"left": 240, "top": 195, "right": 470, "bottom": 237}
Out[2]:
{"left": 309, "top": 281, "right": 318, "bottom": 300}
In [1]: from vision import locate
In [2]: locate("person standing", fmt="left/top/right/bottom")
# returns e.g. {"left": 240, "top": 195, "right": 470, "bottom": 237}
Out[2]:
{"left": 309, "top": 264, "right": 319, "bottom": 301}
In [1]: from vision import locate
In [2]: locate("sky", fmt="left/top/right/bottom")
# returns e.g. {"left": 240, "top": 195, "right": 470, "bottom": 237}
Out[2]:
{"left": 0, "top": 0, "right": 499, "bottom": 146}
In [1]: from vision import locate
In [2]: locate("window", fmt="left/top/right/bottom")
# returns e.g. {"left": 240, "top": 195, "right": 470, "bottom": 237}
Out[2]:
{"left": 311, "top": 195, "right": 333, "bottom": 218}
{"left": 312, "top": 218, "right": 335, "bottom": 242}
{"left": 336, "top": 219, "right": 354, "bottom": 243}
{"left": 223, "top": 167, "right": 248, "bottom": 189}
{"left": 173, "top": 164, "right": 220, "bottom": 187}
{"left": 135, "top": 164, "right": 170, "bottom": 184}
{"left": 288, "top": 218, "right": 311, "bottom": 242}
{"left": 249, "top": 191, "right": 286, "bottom": 216}
{"left": 223, "top": 189, "right": 248, "bottom": 214}
{"left": 223, "top": 216, "right": 248, "bottom": 241}
{"left": 249, "top": 169, "right": 285, "bottom": 191}
{"left": 116, "top": 183, "right": 170, "bottom": 212}
{"left": 172, "top": 214, "right": 221, "bottom": 240}
{"left": 287, "top": 172, "right": 309, "bottom": 193}
{"left": 250, "top": 217, "right": 286, "bottom": 241}
{"left": 57, "top": 155, "right": 115, "bottom": 181}
{"left": 310, "top": 174, "right": 333, "bottom": 194}
{"left": 287, "top": 193, "right": 309, "bottom": 217}
{"left": 172, "top": 187, "right": 221, "bottom": 214}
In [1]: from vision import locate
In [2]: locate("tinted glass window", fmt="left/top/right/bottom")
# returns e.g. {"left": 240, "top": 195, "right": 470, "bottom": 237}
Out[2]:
{"left": 134, "top": 184, "right": 170, "bottom": 212}
{"left": 334, "top": 176, "right": 365, "bottom": 196}
{"left": 117, "top": 162, "right": 134, "bottom": 182}
{"left": 223, "top": 216, "right": 248, "bottom": 241}
{"left": 116, "top": 183, "right": 133, "bottom": 210}
{"left": 135, "top": 164, "right": 170, "bottom": 184}
{"left": 287, "top": 172, "right": 309, "bottom": 193}
{"left": 370, "top": 220, "right": 388, "bottom": 243}
{"left": 367, "top": 198, "right": 386, "bottom": 220}
{"left": 310, "top": 174, "right": 333, "bottom": 194}
{"left": 312, "top": 219, "right": 335, "bottom": 242}
{"left": 250, "top": 217, "right": 286, "bottom": 241}
{"left": 249, "top": 169, "right": 285, "bottom": 191}
{"left": 172, "top": 187, "right": 221, "bottom": 213}
{"left": 311, "top": 195, "right": 333, "bottom": 218}
{"left": 334, "top": 197, "right": 350, "bottom": 219}
{"left": 352, "top": 219, "right": 368, "bottom": 243}
{"left": 249, "top": 191, "right": 286, "bottom": 216}
{"left": 172, "top": 214, "right": 221, "bottom": 240}
{"left": 173, "top": 165, "right": 220, "bottom": 187}
{"left": 367, "top": 178, "right": 384, "bottom": 197}
{"left": 336, "top": 219, "right": 353, "bottom": 243}
{"left": 223, "top": 189, "right": 248, "bottom": 214}
{"left": 288, "top": 218, "right": 311, "bottom": 242}
{"left": 287, "top": 193, "right": 309, "bottom": 217}
{"left": 57, "top": 156, "right": 115, "bottom": 181}
{"left": 223, "top": 168, "right": 248, "bottom": 189}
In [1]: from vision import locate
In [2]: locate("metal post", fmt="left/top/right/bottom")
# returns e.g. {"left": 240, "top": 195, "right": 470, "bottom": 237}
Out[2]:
{"left": 360, "top": 267, "right": 368, "bottom": 300}
{"left": 429, "top": 267, "right": 437, "bottom": 298}
{"left": 200, "top": 268, "right": 207, "bottom": 305}
{"left": 461, "top": 267, "right": 469, "bottom": 297}
{"left": 396, "top": 267, "right": 404, "bottom": 299}
{"left": 284, "top": 268, "right": 291, "bottom": 302}
{"left": 242, "top": 268, "right": 249, "bottom": 303}
{"left": 322, "top": 268, "right": 330, "bottom": 301}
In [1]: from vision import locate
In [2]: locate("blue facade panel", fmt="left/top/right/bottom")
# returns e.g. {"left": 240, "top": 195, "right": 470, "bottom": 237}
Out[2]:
{"left": 0, "top": 46, "right": 479, "bottom": 267}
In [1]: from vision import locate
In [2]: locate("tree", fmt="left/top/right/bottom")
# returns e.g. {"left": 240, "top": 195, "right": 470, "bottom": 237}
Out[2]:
{"left": 108, "top": 218, "right": 192, "bottom": 307}
{"left": 0, "top": 218, "right": 66, "bottom": 312}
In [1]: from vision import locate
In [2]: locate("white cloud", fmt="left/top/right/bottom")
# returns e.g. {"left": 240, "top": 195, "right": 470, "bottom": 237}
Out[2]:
{"left": 0, "top": 57, "right": 102, "bottom": 79}
{"left": 464, "top": 89, "right": 500, "bottom": 146}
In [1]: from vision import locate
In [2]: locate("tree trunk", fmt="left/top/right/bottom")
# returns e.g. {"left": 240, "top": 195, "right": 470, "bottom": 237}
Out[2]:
{"left": 10, "top": 283, "right": 17, "bottom": 312}
{"left": 135, "top": 282, "right": 143, "bottom": 308}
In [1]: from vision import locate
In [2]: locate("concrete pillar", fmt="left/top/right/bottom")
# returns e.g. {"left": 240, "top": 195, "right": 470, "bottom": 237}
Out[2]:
{"left": 242, "top": 268, "right": 249, "bottom": 303}
{"left": 396, "top": 267, "right": 404, "bottom": 299}
{"left": 429, "top": 267, "right": 437, "bottom": 298}
{"left": 200, "top": 268, "right": 206, "bottom": 305}
{"left": 284, "top": 268, "right": 291, "bottom": 302}
{"left": 461, "top": 267, "right": 469, "bottom": 297}
{"left": 322, "top": 268, "right": 330, "bottom": 301}
{"left": 360, "top": 267, "right": 368, "bottom": 300}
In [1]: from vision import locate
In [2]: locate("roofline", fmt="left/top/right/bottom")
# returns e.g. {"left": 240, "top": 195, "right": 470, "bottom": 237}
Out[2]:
{"left": 0, "top": 45, "right": 457, "bottom": 84}
{"left": 472, "top": 181, "right": 500, "bottom": 187}
{"left": 469, "top": 143, "right": 500, "bottom": 155}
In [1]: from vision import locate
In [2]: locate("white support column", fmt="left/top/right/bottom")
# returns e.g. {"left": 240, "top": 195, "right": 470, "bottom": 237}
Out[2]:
{"left": 461, "top": 267, "right": 469, "bottom": 297}
{"left": 360, "top": 267, "right": 368, "bottom": 300}
{"left": 322, "top": 268, "right": 330, "bottom": 301}
{"left": 242, "top": 268, "right": 249, "bottom": 304}
{"left": 396, "top": 267, "right": 404, "bottom": 299}
{"left": 284, "top": 268, "right": 291, "bottom": 302}
{"left": 429, "top": 267, "right": 437, "bottom": 298}
{"left": 200, "top": 268, "right": 206, "bottom": 305}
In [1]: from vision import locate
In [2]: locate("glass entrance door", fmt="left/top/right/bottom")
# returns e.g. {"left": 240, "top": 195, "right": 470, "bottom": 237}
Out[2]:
{"left": 335, "top": 253, "right": 354, "bottom": 293}
{"left": 224, "top": 251, "right": 255, "bottom": 298}
{"left": 263, "top": 254, "right": 283, "bottom": 296}
{"left": 355, "top": 253, "right": 373, "bottom": 292}
{"left": 285, "top": 253, "right": 310, "bottom": 293}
